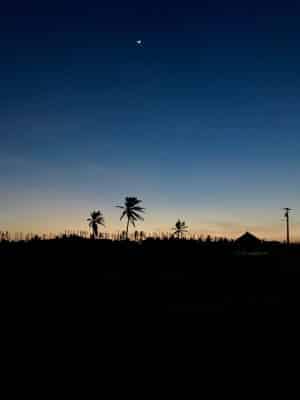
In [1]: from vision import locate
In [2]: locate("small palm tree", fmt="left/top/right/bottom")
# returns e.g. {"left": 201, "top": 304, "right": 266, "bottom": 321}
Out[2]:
{"left": 87, "top": 210, "right": 105, "bottom": 239}
{"left": 116, "top": 197, "right": 145, "bottom": 240}
{"left": 172, "top": 219, "right": 188, "bottom": 239}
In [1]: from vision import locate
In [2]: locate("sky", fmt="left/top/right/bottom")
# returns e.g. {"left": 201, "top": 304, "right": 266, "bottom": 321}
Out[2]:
{"left": 0, "top": 0, "right": 299, "bottom": 240}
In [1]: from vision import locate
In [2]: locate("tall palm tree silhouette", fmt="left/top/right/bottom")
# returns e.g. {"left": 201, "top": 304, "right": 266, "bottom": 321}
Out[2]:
{"left": 173, "top": 219, "right": 188, "bottom": 239}
{"left": 116, "top": 197, "right": 145, "bottom": 240}
{"left": 87, "top": 210, "right": 105, "bottom": 239}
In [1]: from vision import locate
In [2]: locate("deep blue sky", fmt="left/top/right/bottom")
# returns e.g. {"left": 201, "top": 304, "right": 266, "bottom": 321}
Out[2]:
{"left": 0, "top": 0, "right": 299, "bottom": 239}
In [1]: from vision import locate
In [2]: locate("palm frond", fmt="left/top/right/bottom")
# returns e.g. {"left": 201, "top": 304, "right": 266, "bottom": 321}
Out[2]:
{"left": 130, "top": 219, "right": 136, "bottom": 227}
{"left": 120, "top": 210, "right": 127, "bottom": 221}
{"left": 128, "top": 215, "right": 138, "bottom": 223}
{"left": 95, "top": 218, "right": 105, "bottom": 226}
{"left": 131, "top": 206, "right": 145, "bottom": 212}
{"left": 130, "top": 211, "right": 144, "bottom": 221}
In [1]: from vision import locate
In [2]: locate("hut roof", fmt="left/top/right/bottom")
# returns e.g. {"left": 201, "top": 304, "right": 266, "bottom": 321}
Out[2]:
{"left": 235, "top": 232, "right": 261, "bottom": 244}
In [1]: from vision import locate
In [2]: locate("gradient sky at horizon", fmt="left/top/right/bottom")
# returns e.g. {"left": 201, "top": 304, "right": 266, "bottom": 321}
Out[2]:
{"left": 0, "top": 0, "right": 299, "bottom": 240}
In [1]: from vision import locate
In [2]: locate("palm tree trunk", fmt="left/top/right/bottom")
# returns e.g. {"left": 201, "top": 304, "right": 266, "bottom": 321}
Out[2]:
{"left": 126, "top": 217, "right": 130, "bottom": 240}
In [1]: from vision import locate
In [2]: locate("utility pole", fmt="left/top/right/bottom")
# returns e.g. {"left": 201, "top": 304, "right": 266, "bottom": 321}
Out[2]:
{"left": 283, "top": 208, "right": 292, "bottom": 245}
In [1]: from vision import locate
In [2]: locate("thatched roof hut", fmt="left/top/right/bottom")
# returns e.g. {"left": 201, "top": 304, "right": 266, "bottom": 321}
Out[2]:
{"left": 235, "top": 232, "right": 261, "bottom": 250}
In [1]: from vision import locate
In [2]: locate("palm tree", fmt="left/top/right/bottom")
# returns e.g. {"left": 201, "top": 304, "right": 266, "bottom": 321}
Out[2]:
{"left": 116, "top": 197, "right": 145, "bottom": 240}
{"left": 87, "top": 210, "right": 105, "bottom": 239}
{"left": 172, "top": 219, "right": 188, "bottom": 239}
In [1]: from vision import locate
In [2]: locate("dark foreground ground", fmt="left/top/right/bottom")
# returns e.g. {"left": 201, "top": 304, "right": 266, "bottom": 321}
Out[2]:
{"left": 2, "top": 238, "right": 299, "bottom": 315}
{"left": 0, "top": 239, "right": 300, "bottom": 318}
